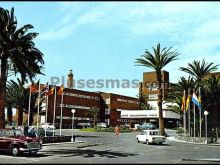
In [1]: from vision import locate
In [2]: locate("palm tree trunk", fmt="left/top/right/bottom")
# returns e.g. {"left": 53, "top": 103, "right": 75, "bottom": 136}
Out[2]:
{"left": 7, "top": 107, "right": 13, "bottom": 126}
{"left": 30, "top": 113, "right": 34, "bottom": 126}
{"left": 0, "top": 57, "right": 7, "bottom": 129}
{"left": 17, "top": 106, "right": 23, "bottom": 126}
{"left": 157, "top": 71, "right": 165, "bottom": 136}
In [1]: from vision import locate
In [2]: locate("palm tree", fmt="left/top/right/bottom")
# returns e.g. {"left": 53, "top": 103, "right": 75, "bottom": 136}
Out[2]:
{"left": 86, "top": 107, "right": 99, "bottom": 128}
{"left": 134, "top": 43, "right": 179, "bottom": 135}
{"left": 0, "top": 7, "right": 44, "bottom": 128}
{"left": 6, "top": 79, "right": 44, "bottom": 126}
{"left": 166, "top": 76, "right": 195, "bottom": 131}
{"left": 203, "top": 76, "right": 220, "bottom": 137}
{"left": 179, "top": 59, "right": 218, "bottom": 88}
{"left": 180, "top": 60, "right": 219, "bottom": 137}
{"left": 166, "top": 76, "right": 195, "bottom": 107}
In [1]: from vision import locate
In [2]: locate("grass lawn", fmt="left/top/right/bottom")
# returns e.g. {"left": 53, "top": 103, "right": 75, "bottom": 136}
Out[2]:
{"left": 79, "top": 128, "right": 97, "bottom": 132}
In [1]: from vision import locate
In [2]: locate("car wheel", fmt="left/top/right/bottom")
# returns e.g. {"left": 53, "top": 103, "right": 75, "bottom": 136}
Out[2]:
{"left": 11, "top": 146, "right": 20, "bottom": 156}
{"left": 146, "top": 140, "right": 150, "bottom": 145}
{"left": 137, "top": 138, "right": 140, "bottom": 143}
{"left": 159, "top": 142, "right": 163, "bottom": 145}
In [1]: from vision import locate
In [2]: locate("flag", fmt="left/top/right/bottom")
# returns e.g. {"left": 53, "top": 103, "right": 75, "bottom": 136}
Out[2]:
{"left": 57, "top": 84, "right": 64, "bottom": 95}
{"left": 181, "top": 90, "right": 186, "bottom": 111}
{"left": 41, "top": 82, "right": 49, "bottom": 97}
{"left": 30, "top": 83, "right": 38, "bottom": 92}
{"left": 192, "top": 92, "right": 201, "bottom": 109}
{"left": 185, "top": 94, "right": 191, "bottom": 111}
{"left": 46, "top": 86, "right": 55, "bottom": 96}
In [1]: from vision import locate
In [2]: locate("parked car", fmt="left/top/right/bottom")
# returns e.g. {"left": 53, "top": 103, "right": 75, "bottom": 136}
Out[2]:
{"left": 78, "top": 122, "right": 92, "bottom": 128}
{"left": 0, "top": 128, "right": 42, "bottom": 156}
{"left": 41, "top": 123, "right": 56, "bottom": 130}
{"left": 28, "top": 126, "right": 54, "bottom": 137}
{"left": 136, "top": 129, "right": 166, "bottom": 145}
{"left": 137, "top": 123, "right": 157, "bottom": 130}
{"left": 96, "top": 122, "right": 107, "bottom": 128}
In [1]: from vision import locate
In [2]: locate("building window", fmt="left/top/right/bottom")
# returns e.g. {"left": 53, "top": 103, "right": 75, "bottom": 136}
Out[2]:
{"left": 63, "top": 92, "right": 100, "bottom": 100}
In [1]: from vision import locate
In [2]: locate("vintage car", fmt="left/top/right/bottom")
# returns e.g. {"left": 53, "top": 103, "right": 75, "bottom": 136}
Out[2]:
{"left": 0, "top": 128, "right": 42, "bottom": 156}
{"left": 136, "top": 129, "right": 166, "bottom": 145}
{"left": 137, "top": 123, "right": 157, "bottom": 130}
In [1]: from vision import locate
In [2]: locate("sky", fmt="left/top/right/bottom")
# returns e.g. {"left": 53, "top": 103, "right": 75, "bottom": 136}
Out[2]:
{"left": 1, "top": 1, "right": 220, "bottom": 98}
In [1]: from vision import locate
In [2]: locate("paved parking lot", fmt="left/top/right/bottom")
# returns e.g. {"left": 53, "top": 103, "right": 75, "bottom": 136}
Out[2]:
{"left": 0, "top": 130, "right": 220, "bottom": 164}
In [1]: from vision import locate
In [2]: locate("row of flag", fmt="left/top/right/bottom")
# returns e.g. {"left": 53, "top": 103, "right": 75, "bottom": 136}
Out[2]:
{"left": 30, "top": 82, "right": 64, "bottom": 96}
{"left": 28, "top": 82, "right": 65, "bottom": 136}
{"left": 181, "top": 89, "right": 202, "bottom": 111}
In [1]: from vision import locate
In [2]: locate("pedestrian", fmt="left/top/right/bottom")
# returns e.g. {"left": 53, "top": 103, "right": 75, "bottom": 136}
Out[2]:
{"left": 115, "top": 125, "right": 120, "bottom": 138}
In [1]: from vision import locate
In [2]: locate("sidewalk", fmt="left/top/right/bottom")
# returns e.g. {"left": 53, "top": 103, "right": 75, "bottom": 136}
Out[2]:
{"left": 167, "top": 136, "right": 220, "bottom": 146}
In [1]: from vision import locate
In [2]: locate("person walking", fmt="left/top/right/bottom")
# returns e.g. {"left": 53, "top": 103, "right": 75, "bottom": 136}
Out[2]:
{"left": 115, "top": 125, "right": 120, "bottom": 138}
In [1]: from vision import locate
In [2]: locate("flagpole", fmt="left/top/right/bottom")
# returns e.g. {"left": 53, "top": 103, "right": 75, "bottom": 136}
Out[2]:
{"left": 184, "top": 110, "right": 186, "bottom": 136}
{"left": 193, "top": 101, "right": 196, "bottom": 138}
{"left": 36, "top": 81, "right": 40, "bottom": 137}
{"left": 59, "top": 93, "right": 64, "bottom": 136}
{"left": 199, "top": 87, "right": 201, "bottom": 139}
{"left": 183, "top": 90, "right": 186, "bottom": 136}
{"left": 188, "top": 88, "right": 191, "bottom": 137}
{"left": 27, "top": 84, "right": 32, "bottom": 127}
{"left": 45, "top": 95, "right": 48, "bottom": 137}
{"left": 53, "top": 86, "right": 57, "bottom": 137}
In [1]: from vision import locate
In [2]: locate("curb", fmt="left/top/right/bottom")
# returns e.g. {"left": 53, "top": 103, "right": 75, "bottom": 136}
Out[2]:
{"left": 43, "top": 141, "right": 84, "bottom": 146}
{"left": 170, "top": 138, "right": 220, "bottom": 146}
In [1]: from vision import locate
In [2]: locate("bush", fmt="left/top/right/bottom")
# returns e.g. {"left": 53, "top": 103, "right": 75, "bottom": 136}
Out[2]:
{"left": 176, "top": 127, "right": 184, "bottom": 134}
{"left": 96, "top": 126, "right": 132, "bottom": 133}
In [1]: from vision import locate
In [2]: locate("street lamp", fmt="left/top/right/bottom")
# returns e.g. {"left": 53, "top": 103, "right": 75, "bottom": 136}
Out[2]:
{"left": 204, "top": 111, "right": 208, "bottom": 144}
{"left": 71, "top": 109, "right": 76, "bottom": 142}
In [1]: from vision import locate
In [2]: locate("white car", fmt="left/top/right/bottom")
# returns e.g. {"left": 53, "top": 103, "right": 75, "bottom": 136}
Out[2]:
{"left": 96, "top": 122, "right": 107, "bottom": 128}
{"left": 41, "top": 123, "right": 56, "bottom": 130}
{"left": 136, "top": 130, "right": 166, "bottom": 145}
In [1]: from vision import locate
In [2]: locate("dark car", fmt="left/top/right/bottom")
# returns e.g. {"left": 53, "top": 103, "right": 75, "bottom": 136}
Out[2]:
{"left": 137, "top": 123, "right": 157, "bottom": 130}
{"left": 0, "top": 128, "right": 42, "bottom": 156}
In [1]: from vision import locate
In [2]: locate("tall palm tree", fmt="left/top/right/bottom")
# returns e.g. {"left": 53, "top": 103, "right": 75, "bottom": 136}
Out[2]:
{"left": 203, "top": 76, "right": 220, "bottom": 137}
{"left": 135, "top": 43, "right": 179, "bottom": 135}
{"left": 166, "top": 76, "right": 195, "bottom": 111}
{"left": 180, "top": 59, "right": 219, "bottom": 137}
{"left": 179, "top": 59, "right": 218, "bottom": 88}
{"left": 0, "top": 7, "right": 44, "bottom": 128}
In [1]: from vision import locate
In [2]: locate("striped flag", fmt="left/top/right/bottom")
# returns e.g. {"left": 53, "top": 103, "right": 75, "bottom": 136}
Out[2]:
{"left": 192, "top": 92, "right": 201, "bottom": 109}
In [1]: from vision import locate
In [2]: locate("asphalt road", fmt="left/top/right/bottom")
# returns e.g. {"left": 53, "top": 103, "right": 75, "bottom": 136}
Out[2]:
{"left": 0, "top": 129, "right": 220, "bottom": 164}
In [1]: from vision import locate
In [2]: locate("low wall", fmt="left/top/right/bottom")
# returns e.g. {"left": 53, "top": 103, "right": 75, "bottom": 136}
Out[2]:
{"left": 176, "top": 135, "right": 220, "bottom": 144}
{"left": 41, "top": 135, "right": 72, "bottom": 143}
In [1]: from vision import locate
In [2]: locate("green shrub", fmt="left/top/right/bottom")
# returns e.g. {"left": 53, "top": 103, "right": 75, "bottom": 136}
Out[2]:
{"left": 176, "top": 127, "right": 184, "bottom": 134}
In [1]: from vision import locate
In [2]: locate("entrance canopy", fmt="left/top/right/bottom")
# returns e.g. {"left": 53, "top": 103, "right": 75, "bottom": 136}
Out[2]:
{"left": 120, "top": 110, "right": 180, "bottom": 119}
